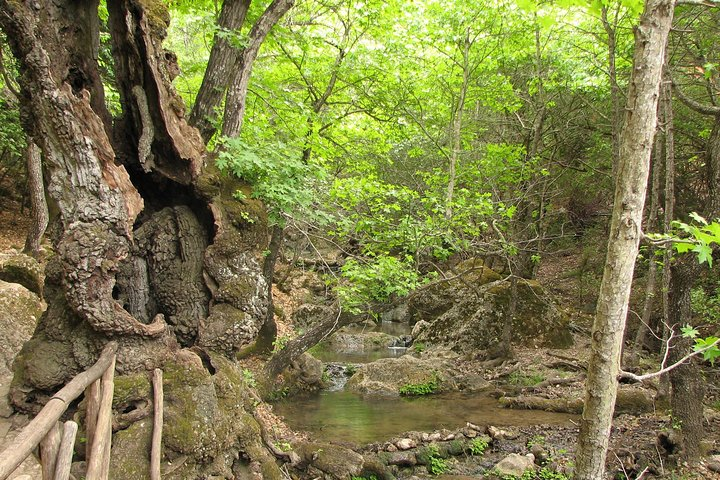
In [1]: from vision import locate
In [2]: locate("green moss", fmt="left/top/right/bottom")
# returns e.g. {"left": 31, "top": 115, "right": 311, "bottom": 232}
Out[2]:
{"left": 112, "top": 373, "right": 151, "bottom": 409}
{"left": 109, "top": 420, "right": 152, "bottom": 479}
{"left": 162, "top": 359, "right": 219, "bottom": 457}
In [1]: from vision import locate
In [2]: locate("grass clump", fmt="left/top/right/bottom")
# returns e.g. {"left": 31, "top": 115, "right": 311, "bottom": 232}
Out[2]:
{"left": 399, "top": 374, "right": 440, "bottom": 396}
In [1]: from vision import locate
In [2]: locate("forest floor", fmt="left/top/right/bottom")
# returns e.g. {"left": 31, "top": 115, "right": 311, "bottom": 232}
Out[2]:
{"left": 2, "top": 200, "right": 720, "bottom": 479}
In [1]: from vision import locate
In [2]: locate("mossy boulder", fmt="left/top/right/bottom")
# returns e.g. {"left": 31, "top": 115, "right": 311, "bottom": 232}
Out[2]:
{"left": 346, "top": 355, "right": 462, "bottom": 396}
{"left": 295, "top": 441, "right": 365, "bottom": 479}
{"left": 109, "top": 419, "right": 152, "bottom": 480}
{"left": 0, "top": 279, "right": 45, "bottom": 377}
{"left": 0, "top": 251, "right": 44, "bottom": 296}
{"left": 409, "top": 262, "right": 573, "bottom": 355}
{"left": 321, "top": 331, "right": 395, "bottom": 354}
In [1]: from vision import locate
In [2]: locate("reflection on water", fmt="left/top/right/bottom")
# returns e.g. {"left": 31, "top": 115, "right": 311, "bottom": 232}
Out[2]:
{"left": 274, "top": 390, "right": 577, "bottom": 445}
{"left": 311, "top": 347, "right": 407, "bottom": 364}
{"left": 345, "top": 320, "right": 412, "bottom": 337}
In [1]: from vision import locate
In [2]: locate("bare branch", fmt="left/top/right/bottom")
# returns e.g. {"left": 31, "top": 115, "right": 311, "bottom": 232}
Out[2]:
{"left": 618, "top": 335, "right": 719, "bottom": 383}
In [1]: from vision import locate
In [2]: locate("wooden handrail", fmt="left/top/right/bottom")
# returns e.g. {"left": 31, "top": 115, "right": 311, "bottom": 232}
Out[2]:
{"left": 0, "top": 342, "right": 118, "bottom": 480}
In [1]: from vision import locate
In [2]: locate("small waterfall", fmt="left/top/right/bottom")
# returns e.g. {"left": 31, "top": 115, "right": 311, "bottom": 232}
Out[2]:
{"left": 324, "top": 362, "right": 358, "bottom": 391}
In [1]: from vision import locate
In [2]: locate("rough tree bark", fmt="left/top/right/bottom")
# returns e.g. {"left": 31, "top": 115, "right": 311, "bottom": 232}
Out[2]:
{"left": 668, "top": 76, "right": 720, "bottom": 461}
{"left": 22, "top": 138, "right": 48, "bottom": 259}
{"left": 628, "top": 106, "right": 664, "bottom": 361}
{"left": 574, "top": 1, "right": 674, "bottom": 478}
{"left": 221, "top": 0, "right": 295, "bottom": 138}
{"left": 1, "top": 1, "right": 278, "bottom": 477}
{"left": 188, "top": 0, "right": 251, "bottom": 142}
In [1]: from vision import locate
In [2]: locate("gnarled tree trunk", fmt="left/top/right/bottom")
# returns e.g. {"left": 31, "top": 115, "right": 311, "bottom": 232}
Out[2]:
{"left": 1, "top": 1, "right": 279, "bottom": 477}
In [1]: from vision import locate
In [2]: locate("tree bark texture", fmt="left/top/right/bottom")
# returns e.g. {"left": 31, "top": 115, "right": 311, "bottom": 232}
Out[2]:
{"left": 574, "top": 1, "right": 674, "bottom": 478}
{"left": 667, "top": 256, "right": 705, "bottom": 462}
{"left": 2, "top": 0, "right": 268, "bottom": 399}
{"left": 221, "top": 0, "right": 295, "bottom": 138}
{"left": 668, "top": 69, "right": 720, "bottom": 462}
{"left": 188, "top": 0, "right": 252, "bottom": 143}
{"left": 22, "top": 138, "right": 48, "bottom": 259}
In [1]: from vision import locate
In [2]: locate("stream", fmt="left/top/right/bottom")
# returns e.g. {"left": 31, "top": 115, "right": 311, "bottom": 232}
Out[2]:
{"left": 274, "top": 390, "right": 577, "bottom": 445}
{"left": 274, "top": 320, "right": 577, "bottom": 445}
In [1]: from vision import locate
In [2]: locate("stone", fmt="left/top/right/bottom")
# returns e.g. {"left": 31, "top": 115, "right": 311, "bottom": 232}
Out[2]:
{"left": 0, "top": 251, "right": 44, "bottom": 296}
{"left": 405, "top": 260, "right": 573, "bottom": 355}
{"left": 346, "top": 355, "right": 464, "bottom": 396}
{"left": 411, "top": 320, "right": 431, "bottom": 338}
{"left": 387, "top": 451, "right": 417, "bottom": 467}
{"left": 488, "top": 426, "right": 506, "bottom": 440}
{"left": 0, "top": 280, "right": 45, "bottom": 378}
{"left": 530, "top": 444, "right": 549, "bottom": 464}
{"left": 428, "top": 432, "right": 442, "bottom": 442}
{"left": 494, "top": 453, "right": 536, "bottom": 477}
{"left": 386, "top": 443, "right": 398, "bottom": 452}
{"left": 707, "top": 455, "right": 720, "bottom": 473}
{"left": 396, "top": 438, "right": 417, "bottom": 450}
{"left": 294, "top": 442, "right": 364, "bottom": 478}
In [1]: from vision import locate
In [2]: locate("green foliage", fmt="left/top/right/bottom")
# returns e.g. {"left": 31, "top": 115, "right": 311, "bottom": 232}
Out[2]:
{"left": 399, "top": 374, "right": 440, "bottom": 396}
{"left": 666, "top": 213, "right": 720, "bottom": 267}
{"left": 527, "top": 435, "right": 546, "bottom": 448}
{"left": 272, "top": 334, "right": 291, "bottom": 353}
{"left": 468, "top": 437, "right": 489, "bottom": 456}
{"left": 335, "top": 255, "right": 427, "bottom": 313}
{"left": 351, "top": 476, "right": 378, "bottom": 480}
{"left": 691, "top": 287, "right": 720, "bottom": 324}
{"left": 508, "top": 370, "right": 545, "bottom": 387}
{"left": 216, "top": 135, "right": 327, "bottom": 226}
{"left": 241, "top": 368, "right": 256, "bottom": 388}
{"left": 413, "top": 342, "right": 426, "bottom": 354}
{"left": 425, "top": 444, "right": 450, "bottom": 475}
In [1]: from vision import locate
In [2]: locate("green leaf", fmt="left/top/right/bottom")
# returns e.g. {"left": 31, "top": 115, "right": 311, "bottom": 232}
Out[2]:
{"left": 689, "top": 212, "right": 708, "bottom": 225}
{"left": 681, "top": 324, "right": 699, "bottom": 339}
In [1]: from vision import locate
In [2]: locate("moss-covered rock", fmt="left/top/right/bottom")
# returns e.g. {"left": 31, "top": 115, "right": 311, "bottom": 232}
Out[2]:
{"left": 295, "top": 441, "right": 365, "bottom": 479}
{"left": 0, "top": 279, "right": 45, "bottom": 377}
{"left": 320, "top": 331, "right": 396, "bottom": 353}
{"left": 346, "top": 355, "right": 463, "bottom": 396}
{"left": 0, "top": 251, "right": 44, "bottom": 296}
{"left": 109, "top": 419, "right": 152, "bottom": 480}
{"left": 410, "top": 264, "right": 573, "bottom": 355}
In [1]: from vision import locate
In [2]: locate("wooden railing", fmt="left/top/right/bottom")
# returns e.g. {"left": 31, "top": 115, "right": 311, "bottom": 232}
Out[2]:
{"left": 0, "top": 341, "right": 164, "bottom": 480}
{"left": 0, "top": 342, "right": 117, "bottom": 480}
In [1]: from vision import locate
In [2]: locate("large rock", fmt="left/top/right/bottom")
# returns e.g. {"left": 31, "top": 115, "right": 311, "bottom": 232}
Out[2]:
{"left": 0, "top": 280, "right": 45, "bottom": 377}
{"left": 346, "top": 355, "right": 465, "bottom": 396}
{"left": 294, "top": 442, "right": 365, "bottom": 479}
{"left": 408, "top": 259, "right": 572, "bottom": 355}
{"left": 494, "top": 453, "right": 536, "bottom": 476}
{"left": 321, "top": 331, "right": 395, "bottom": 353}
{"left": 0, "top": 251, "right": 44, "bottom": 297}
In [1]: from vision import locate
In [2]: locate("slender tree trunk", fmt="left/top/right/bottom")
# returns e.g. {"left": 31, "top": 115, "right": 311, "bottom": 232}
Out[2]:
{"left": 602, "top": 4, "right": 622, "bottom": 176}
{"left": 658, "top": 74, "right": 676, "bottom": 400}
{"left": 445, "top": 31, "right": 471, "bottom": 220}
{"left": 574, "top": 2, "right": 674, "bottom": 478}
{"left": 23, "top": 139, "right": 48, "bottom": 259}
{"left": 667, "top": 257, "right": 705, "bottom": 461}
{"left": 188, "top": 0, "right": 251, "bottom": 143}
{"left": 221, "top": 0, "right": 295, "bottom": 138}
{"left": 630, "top": 116, "right": 664, "bottom": 359}
{"left": 253, "top": 225, "right": 284, "bottom": 354}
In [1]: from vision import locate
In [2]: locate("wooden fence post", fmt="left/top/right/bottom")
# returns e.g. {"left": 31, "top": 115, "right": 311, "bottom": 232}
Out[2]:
{"left": 85, "top": 355, "right": 115, "bottom": 480}
{"left": 40, "top": 421, "right": 62, "bottom": 480}
{"left": 0, "top": 342, "right": 118, "bottom": 480}
{"left": 53, "top": 420, "right": 78, "bottom": 480}
{"left": 150, "top": 368, "right": 163, "bottom": 480}
{"left": 85, "top": 379, "right": 101, "bottom": 462}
